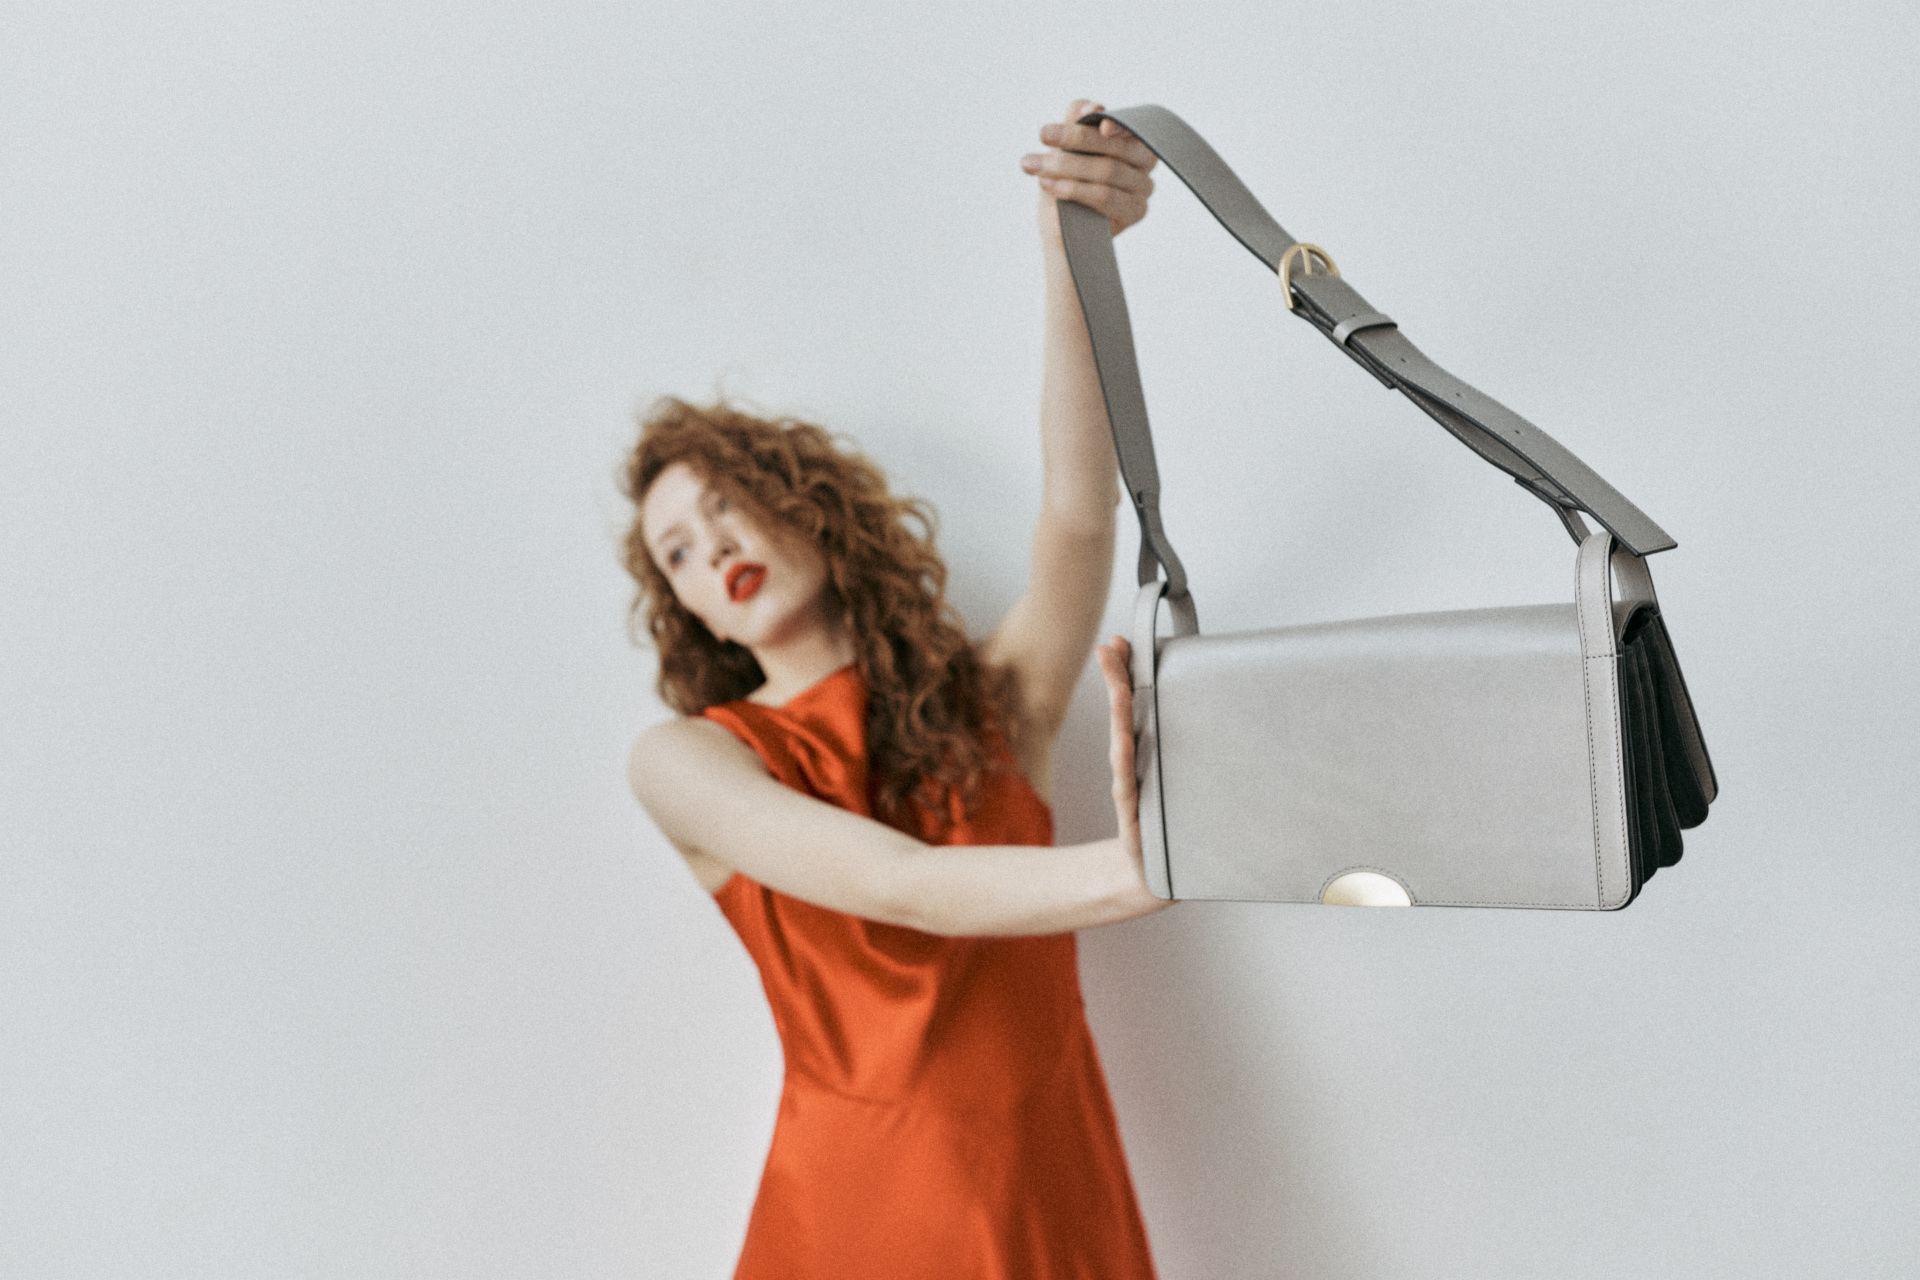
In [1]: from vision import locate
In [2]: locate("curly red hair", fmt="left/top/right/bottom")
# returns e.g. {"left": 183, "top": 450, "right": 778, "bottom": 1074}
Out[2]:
{"left": 619, "top": 398, "right": 1018, "bottom": 831}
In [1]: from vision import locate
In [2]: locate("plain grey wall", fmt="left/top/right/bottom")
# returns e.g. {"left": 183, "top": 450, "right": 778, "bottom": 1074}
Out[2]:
{"left": 4, "top": 3, "right": 1916, "bottom": 1277}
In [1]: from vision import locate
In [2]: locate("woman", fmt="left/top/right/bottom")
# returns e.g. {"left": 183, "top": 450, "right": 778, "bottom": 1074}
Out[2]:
{"left": 622, "top": 102, "right": 1166, "bottom": 1279}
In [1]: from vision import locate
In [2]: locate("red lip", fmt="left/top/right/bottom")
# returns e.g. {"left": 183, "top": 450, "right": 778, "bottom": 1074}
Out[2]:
{"left": 725, "top": 563, "right": 767, "bottom": 603}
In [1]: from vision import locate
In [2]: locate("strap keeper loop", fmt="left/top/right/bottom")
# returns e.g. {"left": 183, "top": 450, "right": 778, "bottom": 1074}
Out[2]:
{"left": 1331, "top": 312, "right": 1396, "bottom": 345}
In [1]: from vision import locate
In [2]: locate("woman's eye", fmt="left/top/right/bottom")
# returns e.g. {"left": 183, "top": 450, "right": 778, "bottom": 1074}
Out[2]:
{"left": 666, "top": 546, "right": 686, "bottom": 569}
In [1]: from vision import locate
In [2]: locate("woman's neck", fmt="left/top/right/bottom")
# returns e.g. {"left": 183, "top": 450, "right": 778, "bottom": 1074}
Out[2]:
{"left": 747, "top": 608, "right": 858, "bottom": 707}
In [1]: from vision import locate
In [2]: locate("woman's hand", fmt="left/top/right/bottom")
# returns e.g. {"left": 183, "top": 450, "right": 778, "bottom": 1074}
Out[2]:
{"left": 1095, "top": 636, "right": 1150, "bottom": 887}
{"left": 1022, "top": 98, "right": 1158, "bottom": 245}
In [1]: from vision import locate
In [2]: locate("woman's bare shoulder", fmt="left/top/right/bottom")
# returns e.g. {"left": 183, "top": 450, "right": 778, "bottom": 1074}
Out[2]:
{"left": 627, "top": 717, "right": 766, "bottom": 894}
{"left": 630, "top": 712, "right": 737, "bottom": 752}
{"left": 627, "top": 716, "right": 764, "bottom": 803}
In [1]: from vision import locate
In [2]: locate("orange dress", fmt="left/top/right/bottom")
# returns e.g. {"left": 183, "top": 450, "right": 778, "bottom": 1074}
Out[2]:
{"left": 704, "top": 666, "right": 1157, "bottom": 1280}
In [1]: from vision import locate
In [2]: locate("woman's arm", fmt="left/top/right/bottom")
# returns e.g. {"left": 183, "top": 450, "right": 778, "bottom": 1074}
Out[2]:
{"left": 982, "top": 101, "right": 1158, "bottom": 788}
{"left": 633, "top": 639, "right": 1165, "bottom": 936}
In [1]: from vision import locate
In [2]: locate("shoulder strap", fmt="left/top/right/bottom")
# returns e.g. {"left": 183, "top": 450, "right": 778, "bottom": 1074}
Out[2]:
{"left": 1056, "top": 104, "right": 1677, "bottom": 613}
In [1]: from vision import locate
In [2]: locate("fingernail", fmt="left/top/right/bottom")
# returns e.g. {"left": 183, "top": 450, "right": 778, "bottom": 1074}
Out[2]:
{"left": 1020, "top": 154, "right": 1040, "bottom": 172}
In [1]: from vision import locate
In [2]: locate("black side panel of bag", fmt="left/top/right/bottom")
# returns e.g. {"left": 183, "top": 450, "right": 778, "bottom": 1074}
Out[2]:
{"left": 1619, "top": 641, "right": 1662, "bottom": 896}
{"left": 1631, "top": 640, "right": 1683, "bottom": 866}
{"left": 1618, "top": 607, "right": 1708, "bottom": 897}
{"left": 1636, "top": 612, "right": 1713, "bottom": 829}
{"left": 1643, "top": 645, "right": 1686, "bottom": 864}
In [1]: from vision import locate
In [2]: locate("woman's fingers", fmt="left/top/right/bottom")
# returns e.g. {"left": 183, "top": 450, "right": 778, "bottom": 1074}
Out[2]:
{"left": 1098, "top": 637, "right": 1166, "bottom": 913}
{"left": 1020, "top": 149, "right": 1156, "bottom": 196}
{"left": 1037, "top": 119, "right": 1158, "bottom": 175}
{"left": 1019, "top": 154, "right": 1153, "bottom": 233}
{"left": 1096, "top": 638, "right": 1140, "bottom": 835}
{"left": 1023, "top": 99, "right": 1157, "bottom": 236}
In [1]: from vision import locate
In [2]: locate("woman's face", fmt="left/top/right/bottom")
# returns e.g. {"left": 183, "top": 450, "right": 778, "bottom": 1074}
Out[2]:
{"left": 639, "top": 461, "right": 835, "bottom": 651}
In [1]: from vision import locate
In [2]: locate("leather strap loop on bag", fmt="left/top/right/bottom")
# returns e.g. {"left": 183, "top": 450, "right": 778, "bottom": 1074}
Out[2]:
{"left": 1575, "top": 529, "right": 1635, "bottom": 908}
{"left": 1055, "top": 104, "right": 1679, "bottom": 583}
{"left": 1129, "top": 580, "right": 1177, "bottom": 898}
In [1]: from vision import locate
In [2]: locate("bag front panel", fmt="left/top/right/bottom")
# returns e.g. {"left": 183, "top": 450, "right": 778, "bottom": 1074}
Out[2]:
{"left": 1153, "top": 604, "right": 1610, "bottom": 908}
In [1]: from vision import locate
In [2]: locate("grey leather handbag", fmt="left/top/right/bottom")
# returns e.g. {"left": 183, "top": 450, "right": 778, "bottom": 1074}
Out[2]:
{"left": 1057, "top": 106, "right": 1717, "bottom": 909}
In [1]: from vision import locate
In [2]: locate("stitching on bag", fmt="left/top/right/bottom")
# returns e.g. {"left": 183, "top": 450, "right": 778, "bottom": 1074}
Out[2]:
{"left": 1582, "top": 542, "right": 1631, "bottom": 911}
{"left": 1409, "top": 897, "right": 1590, "bottom": 909}
{"left": 1201, "top": 894, "right": 1593, "bottom": 908}
{"left": 1600, "top": 652, "right": 1627, "bottom": 909}
{"left": 1599, "top": 585, "right": 1629, "bottom": 909}
{"left": 1578, "top": 550, "right": 1608, "bottom": 910}
{"left": 1584, "top": 658, "right": 1609, "bottom": 909}
{"left": 1148, "top": 684, "right": 1174, "bottom": 898}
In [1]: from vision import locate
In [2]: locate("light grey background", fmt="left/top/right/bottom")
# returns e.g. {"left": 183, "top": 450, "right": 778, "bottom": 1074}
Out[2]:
{"left": 4, "top": 3, "right": 1916, "bottom": 1277}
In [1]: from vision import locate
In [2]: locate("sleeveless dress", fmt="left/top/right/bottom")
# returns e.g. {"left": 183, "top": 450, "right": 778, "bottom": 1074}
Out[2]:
{"left": 703, "top": 666, "right": 1157, "bottom": 1280}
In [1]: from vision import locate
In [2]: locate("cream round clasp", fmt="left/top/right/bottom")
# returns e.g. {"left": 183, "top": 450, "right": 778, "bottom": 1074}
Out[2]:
{"left": 1321, "top": 870, "right": 1412, "bottom": 907}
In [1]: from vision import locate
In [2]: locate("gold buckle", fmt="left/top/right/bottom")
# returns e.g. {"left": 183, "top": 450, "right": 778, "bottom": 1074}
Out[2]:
{"left": 1278, "top": 242, "right": 1339, "bottom": 311}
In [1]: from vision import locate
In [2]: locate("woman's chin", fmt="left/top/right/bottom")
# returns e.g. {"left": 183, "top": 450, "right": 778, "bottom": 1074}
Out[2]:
{"left": 728, "top": 607, "right": 798, "bottom": 653}
{"left": 740, "top": 603, "right": 850, "bottom": 657}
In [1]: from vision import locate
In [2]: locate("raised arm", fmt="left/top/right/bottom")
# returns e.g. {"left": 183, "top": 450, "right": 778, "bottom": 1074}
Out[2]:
{"left": 633, "top": 638, "right": 1160, "bottom": 936}
{"left": 982, "top": 101, "right": 1158, "bottom": 791}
